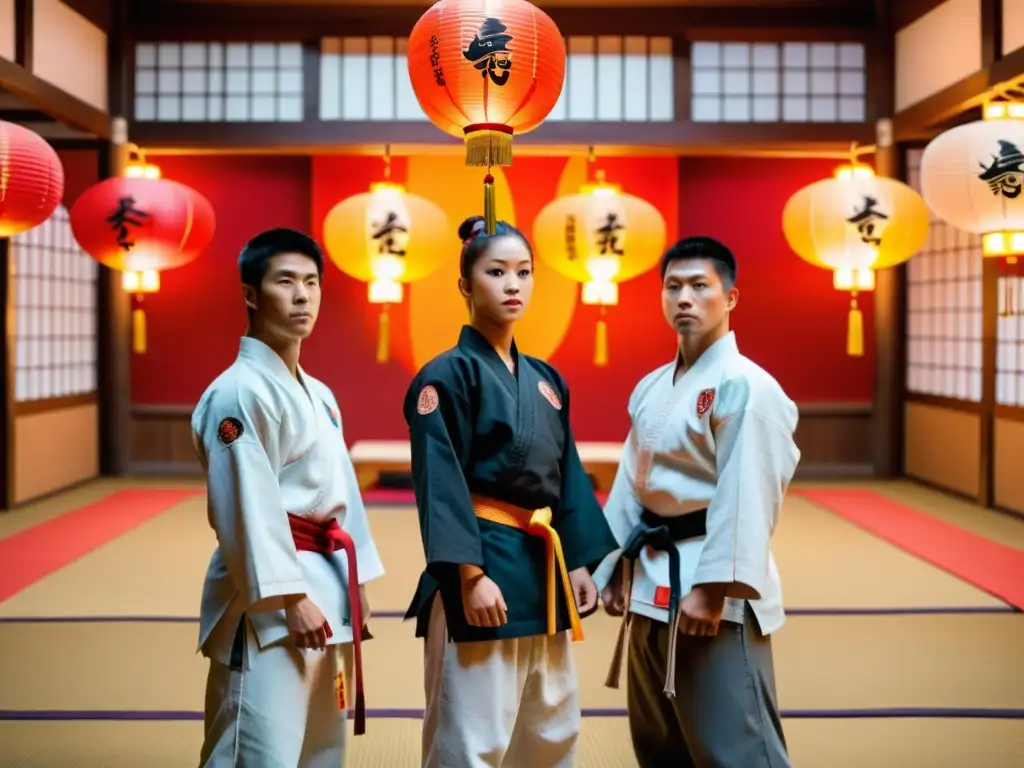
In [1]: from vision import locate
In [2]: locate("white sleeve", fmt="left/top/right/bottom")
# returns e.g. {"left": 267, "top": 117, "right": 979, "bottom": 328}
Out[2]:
{"left": 592, "top": 426, "right": 645, "bottom": 592}
{"left": 691, "top": 378, "right": 799, "bottom": 599}
{"left": 337, "top": 429, "right": 386, "bottom": 584}
{"left": 196, "top": 387, "right": 307, "bottom": 611}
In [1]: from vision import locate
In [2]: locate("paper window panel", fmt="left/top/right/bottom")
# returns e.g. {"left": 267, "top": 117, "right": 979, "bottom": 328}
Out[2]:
{"left": 10, "top": 206, "right": 99, "bottom": 402}
{"left": 136, "top": 41, "right": 304, "bottom": 122}
{"left": 692, "top": 40, "right": 865, "bottom": 123}
{"left": 904, "top": 148, "right": 984, "bottom": 402}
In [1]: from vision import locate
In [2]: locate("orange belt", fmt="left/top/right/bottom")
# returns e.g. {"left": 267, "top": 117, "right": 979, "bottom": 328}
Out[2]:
{"left": 471, "top": 495, "right": 584, "bottom": 642}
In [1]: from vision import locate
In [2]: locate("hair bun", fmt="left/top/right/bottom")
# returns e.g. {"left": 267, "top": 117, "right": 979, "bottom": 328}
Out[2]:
{"left": 457, "top": 216, "right": 486, "bottom": 244}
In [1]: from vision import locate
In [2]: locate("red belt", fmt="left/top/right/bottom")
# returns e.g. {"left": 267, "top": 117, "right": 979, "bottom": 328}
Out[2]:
{"left": 288, "top": 513, "right": 367, "bottom": 736}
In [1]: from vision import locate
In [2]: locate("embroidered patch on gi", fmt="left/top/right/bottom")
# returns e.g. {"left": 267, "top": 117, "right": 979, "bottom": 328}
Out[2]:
{"left": 653, "top": 586, "right": 670, "bottom": 608}
{"left": 217, "top": 417, "right": 244, "bottom": 445}
{"left": 335, "top": 669, "right": 347, "bottom": 711}
{"left": 696, "top": 388, "right": 716, "bottom": 417}
{"left": 538, "top": 380, "right": 562, "bottom": 410}
{"left": 323, "top": 401, "right": 340, "bottom": 428}
{"left": 417, "top": 385, "right": 439, "bottom": 415}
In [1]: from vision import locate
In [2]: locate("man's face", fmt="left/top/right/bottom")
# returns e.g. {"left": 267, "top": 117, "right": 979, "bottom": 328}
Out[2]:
{"left": 244, "top": 252, "right": 322, "bottom": 341}
{"left": 660, "top": 257, "right": 737, "bottom": 338}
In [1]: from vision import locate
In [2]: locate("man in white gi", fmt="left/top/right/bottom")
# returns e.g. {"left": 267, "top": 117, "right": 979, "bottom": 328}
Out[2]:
{"left": 192, "top": 227, "right": 385, "bottom": 767}
{"left": 595, "top": 236, "right": 798, "bottom": 767}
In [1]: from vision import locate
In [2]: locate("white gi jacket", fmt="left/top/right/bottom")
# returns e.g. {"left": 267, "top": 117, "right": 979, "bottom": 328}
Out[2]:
{"left": 594, "top": 332, "right": 799, "bottom": 635}
{"left": 192, "top": 337, "right": 385, "bottom": 667}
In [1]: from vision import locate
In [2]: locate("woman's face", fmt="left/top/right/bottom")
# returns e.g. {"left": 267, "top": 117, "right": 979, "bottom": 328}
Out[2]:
{"left": 461, "top": 236, "right": 534, "bottom": 325}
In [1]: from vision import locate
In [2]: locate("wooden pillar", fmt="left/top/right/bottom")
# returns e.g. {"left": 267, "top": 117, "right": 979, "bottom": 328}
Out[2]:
{"left": 97, "top": 0, "right": 133, "bottom": 476}
{"left": 97, "top": 121, "right": 132, "bottom": 476}
{"left": 871, "top": 0, "right": 903, "bottom": 478}
{"left": 0, "top": 238, "right": 14, "bottom": 511}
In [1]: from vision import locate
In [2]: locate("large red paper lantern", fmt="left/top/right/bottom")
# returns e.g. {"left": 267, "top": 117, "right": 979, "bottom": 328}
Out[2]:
{"left": 407, "top": 0, "right": 565, "bottom": 169}
{"left": 0, "top": 120, "right": 65, "bottom": 237}
{"left": 70, "top": 176, "right": 215, "bottom": 353}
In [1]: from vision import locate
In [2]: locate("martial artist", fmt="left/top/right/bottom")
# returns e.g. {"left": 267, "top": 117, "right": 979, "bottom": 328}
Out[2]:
{"left": 403, "top": 216, "right": 618, "bottom": 768}
{"left": 192, "top": 227, "right": 385, "bottom": 767}
{"left": 595, "top": 235, "right": 798, "bottom": 767}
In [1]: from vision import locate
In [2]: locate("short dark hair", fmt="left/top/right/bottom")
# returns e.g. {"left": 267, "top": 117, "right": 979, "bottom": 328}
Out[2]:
{"left": 238, "top": 227, "right": 324, "bottom": 288}
{"left": 457, "top": 215, "right": 533, "bottom": 280}
{"left": 659, "top": 236, "right": 737, "bottom": 288}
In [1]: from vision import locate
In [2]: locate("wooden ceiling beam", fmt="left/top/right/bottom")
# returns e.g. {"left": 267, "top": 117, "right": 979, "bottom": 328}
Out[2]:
{"left": 131, "top": 119, "right": 873, "bottom": 157}
{"left": 128, "top": 1, "right": 875, "bottom": 40}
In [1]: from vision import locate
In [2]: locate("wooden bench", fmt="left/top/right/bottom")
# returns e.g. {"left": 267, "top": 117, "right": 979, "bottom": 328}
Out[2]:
{"left": 349, "top": 440, "right": 623, "bottom": 493}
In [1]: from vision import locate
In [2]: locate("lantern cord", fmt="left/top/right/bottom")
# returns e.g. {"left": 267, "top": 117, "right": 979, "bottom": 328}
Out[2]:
{"left": 376, "top": 303, "right": 391, "bottom": 364}
{"left": 847, "top": 293, "right": 864, "bottom": 358}
{"left": 594, "top": 305, "right": 609, "bottom": 367}
{"left": 383, "top": 143, "right": 391, "bottom": 181}
{"left": 484, "top": 172, "right": 497, "bottom": 236}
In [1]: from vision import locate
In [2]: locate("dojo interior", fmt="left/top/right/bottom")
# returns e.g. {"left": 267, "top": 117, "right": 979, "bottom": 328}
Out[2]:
{"left": 2, "top": 0, "right": 1024, "bottom": 765}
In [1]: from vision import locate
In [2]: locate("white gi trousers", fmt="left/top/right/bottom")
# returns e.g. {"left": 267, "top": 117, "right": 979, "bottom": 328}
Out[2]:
{"left": 199, "top": 618, "right": 353, "bottom": 768}
{"left": 422, "top": 595, "right": 580, "bottom": 768}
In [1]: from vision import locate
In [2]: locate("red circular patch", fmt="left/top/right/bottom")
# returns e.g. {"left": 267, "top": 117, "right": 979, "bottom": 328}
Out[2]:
{"left": 417, "top": 385, "right": 439, "bottom": 415}
{"left": 538, "top": 380, "right": 562, "bottom": 410}
{"left": 217, "top": 417, "right": 244, "bottom": 445}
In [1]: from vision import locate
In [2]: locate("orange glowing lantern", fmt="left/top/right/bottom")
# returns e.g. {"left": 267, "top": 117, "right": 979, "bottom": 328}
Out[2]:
{"left": 322, "top": 178, "right": 448, "bottom": 363}
{"left": 0, "top": 120, "right": 65, "bottom": 237}
{"left": 783, "top": 161, "right": 929, "bottom": 357}
{"left": 407, "top": 0, "right": 565, "bottom": 232}
{"left": 70, "top": 154, "right": 215, "bottom": 354}
{"left": 534, "top": 172, "right": 666, "bottom": 365}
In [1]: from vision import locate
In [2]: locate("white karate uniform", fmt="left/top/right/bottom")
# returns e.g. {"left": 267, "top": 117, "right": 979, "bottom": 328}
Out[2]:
{"left": 594, "top": 330, "right": 800, "bottom": 635}
{"left": 192, "top": 336, "right": 385, "bottom": 768}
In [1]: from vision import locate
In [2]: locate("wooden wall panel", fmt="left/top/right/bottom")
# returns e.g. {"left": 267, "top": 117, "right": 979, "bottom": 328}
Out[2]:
{"left": 994, "top": 415, "right": 1024, "bottom": 515}
{"left": 13, "top": 402, "right": 99, "bottom": 503}
{"left": 128, "top": 402, "right": 874, "bottom": 479}
{"left": 904, "top": 401, "right": 982, "bottom": 499}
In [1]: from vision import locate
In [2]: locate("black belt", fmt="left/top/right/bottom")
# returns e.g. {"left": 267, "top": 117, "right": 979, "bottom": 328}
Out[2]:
{"left": 622, "top": 508, "right": 707, "bottom": 625}
{"left": 606, "top": 507, "right": 708, "bottom": 698}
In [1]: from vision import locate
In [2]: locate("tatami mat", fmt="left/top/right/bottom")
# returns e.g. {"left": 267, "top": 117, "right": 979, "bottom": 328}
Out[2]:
{"left": 1, "top": 613, "right": 1021, "bottom": 712}
{"left": 0, "top": 493, "right": 1006, "bottom": 618}
{"left": 0, "top": 717, "right": 1021, "bottom": 768}
{"left": 1, "top": 478, "right": 1022, "bottom": 767}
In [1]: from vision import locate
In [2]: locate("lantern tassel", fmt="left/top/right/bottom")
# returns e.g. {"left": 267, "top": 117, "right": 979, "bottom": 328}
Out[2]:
{"left": 484, "top": 174, "right": 497, "bottom": 236}
{"left": 464, "top": 124, "right": 513, "bottom": 168}
{"left": 132, "top": 306, "right": 147, "bottom": 355}
{"left": 376, "top": 305, "right": 390, "bottom": 364}
{"left": 594, "top": 318, "right": 609, "bottom": 366}
{"left": 846, "top": 296, "right": 863, "bottom": 358}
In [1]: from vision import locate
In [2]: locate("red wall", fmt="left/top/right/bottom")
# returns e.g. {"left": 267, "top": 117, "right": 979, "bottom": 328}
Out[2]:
{"left": 129, "top": 154, "right": 875, "bottom": 443}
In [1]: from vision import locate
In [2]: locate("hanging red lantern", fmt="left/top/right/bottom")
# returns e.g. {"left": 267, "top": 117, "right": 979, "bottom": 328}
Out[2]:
{"left": 407, "top": 0, "right": 565, "bottom": 232}
{"left": 70, "top": 175, "right": 215, "bottom": 353}
{"left": 0, "top": 120, "right": 65, "bottom": 237}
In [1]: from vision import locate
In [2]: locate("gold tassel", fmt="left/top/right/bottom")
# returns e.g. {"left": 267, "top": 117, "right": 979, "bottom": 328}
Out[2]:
{"left": 132, "top": 306, "right": 147, "bottom": 354}
{"left": 376, "top": 305, "right": 390, "bottom": 364}
{"left": 846, "top": 295, "right": 863, "bottom": 357}
{"left": 594, "top": 317, "right": 609, "bottom": 366}
{"left": 484, "top": 174, "right": 496, "bottom": 235}
{"left": 464, "top": 126, "right": 513, "bottom": 167}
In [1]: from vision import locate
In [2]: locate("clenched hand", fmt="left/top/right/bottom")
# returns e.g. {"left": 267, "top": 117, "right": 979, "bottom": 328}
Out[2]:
{"left": 677, "top": 584, "right": 726, "bottom": 637}
{"left": 569, "top": 567, "right": 598, "bottom": 614}
{"left": 284, "top": 595, "right": 332, "bottom": 650}
{"left": 461, "top": 571, "right": 508, "bottom": 628}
